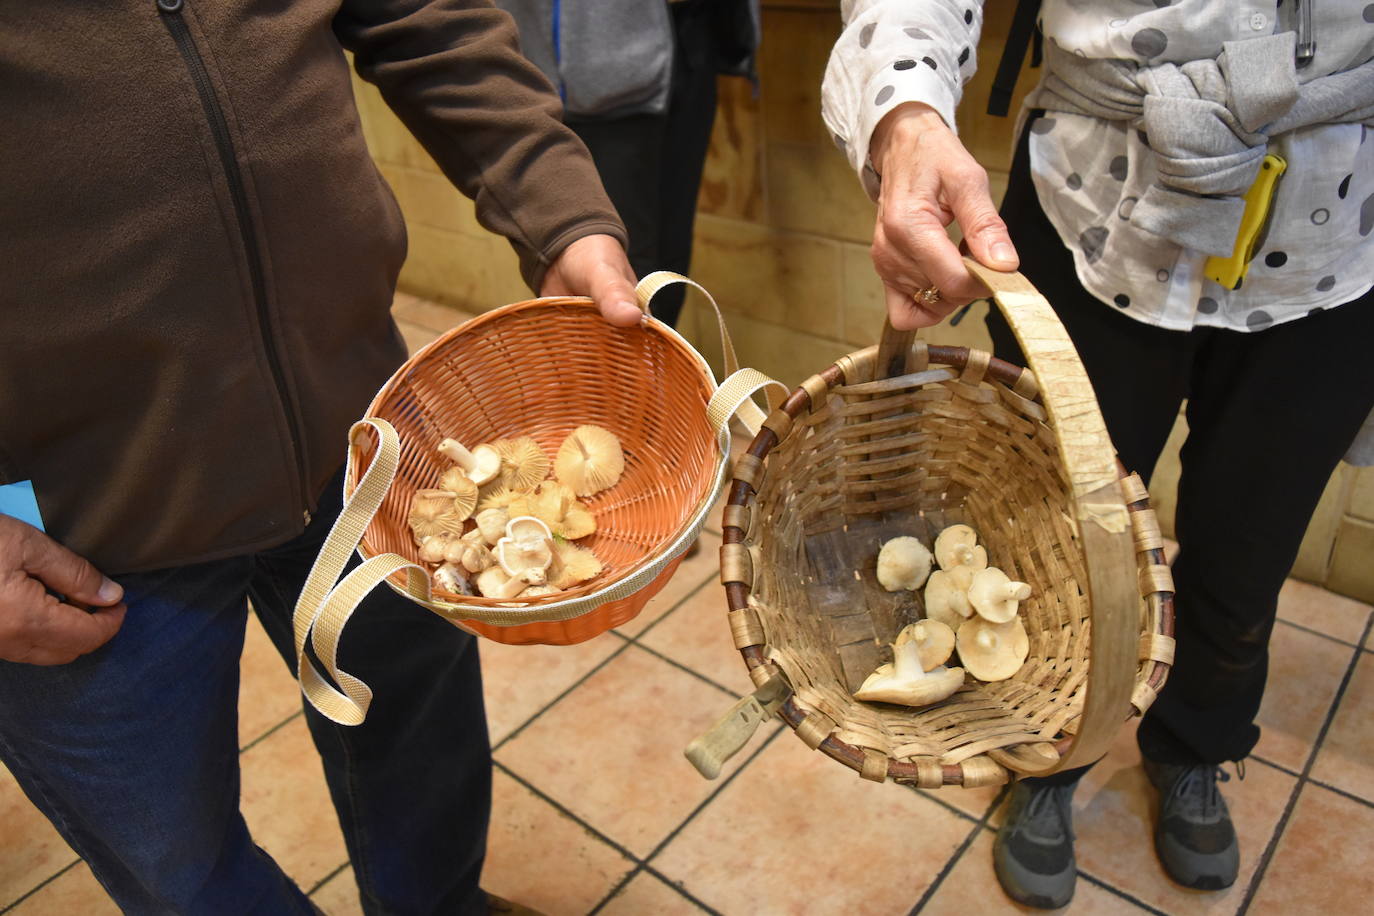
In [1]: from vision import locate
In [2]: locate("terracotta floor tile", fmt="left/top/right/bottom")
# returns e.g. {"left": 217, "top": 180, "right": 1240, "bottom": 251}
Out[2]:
{"left": 482, "top": 768, "right": 634, "bottom": 914}
{"left": 598, "top": 871, "right": 707, "bottom": 915}
{"left": 1248, "top": 783, "right": 1374, "bottom": 913}
{"left": 310, "top": 866, "right": 363, "bottom": 916}
{"left": 920, "top": 779, "right": 1007, "bottom": 824}
{"left": 640, "top": 577, "right": 754, "bottom": 696}
{"left": 494, "top": 645, "right": 743, "bottom": 857}
{"left": 0, "top": 763, "right": 77, "bottom": 909}
{"left": 240, "top": 716, "right": 349, "bottom": 892}
{"left": 653, "top": 735, "right": 971, "bottom": 915}
{"left": 920, "top": 830, "right": 1149, "bottom": 915}
{"left": 1073, "top": 721, "right": 1295, "bottom": 915}
{"left": 1254, "top": 622, "right": 1355, "bottom": 770}
{"left": 616, "top": 530, "right": 723, "bottom": 638}
{"left": 239, "top": 611, "right": 301, "bottom": 748}
{"left": 1276, "top": 578, "right": 1371, "bottom": 646}
{"left": 1310, "top": 651, "right": 1374, "bottom": 802}
{"left": 391, "top": 295, "right": 474, "bottom": 334}
{"left": 7, "top": 863, "right": 119, "bottom": 916}
{"left": 481, "top": 634, "right": 624, "bottom": 746}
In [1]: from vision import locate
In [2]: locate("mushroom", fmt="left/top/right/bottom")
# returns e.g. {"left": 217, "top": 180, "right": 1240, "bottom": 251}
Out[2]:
{"left": 458, "top": 538, "right": 495, "bottom": 574}
{"left": 968, "top": 566, "right": 1032, "bottom": 624}
{"left": 431, "top": 562, "right": 471, "bottom": 596}
{"left": 957, "top": 616, "right": 1030, "bottom": 682}
{"left": 478, "top": 486, "right": 523, "bottom": 514}
{"left": 554, "top": 425, "right": 625, "bottom": 497}
{"left": 419, "top": 533, "right": 455, "bottom": 565}
{"left": 496, "top": 516, "right": 555, "bottom": 584}
{"left": 436, "top": 469, "right": 480, "bottom": 520}
{"left": 853, "top": 623, "right": 965, "bottom": 707}
{"left": 549, "top": 539, "right": 603, "bottom": 588}
{"left": 494, "top": 437, "right": 551, "bottom": 491}
{"left": 436, "top": 438, "right": 502, "bottom": 487}
{"left": 510, "top": 481, "right": 596, "bottom": 540}
{"left": 522, "top": 585, "right": 561, "bottom": 598}
{"left": 933, "top": 524, "right": 988, "bottom": 571}
{"left": 922, "top": 566, "right": 976, "bottom": 629}
{"left": 476, "top": 566, "right": 528, "bottom": 600}
{"left": 905, "top": 619, "right": 956, "bottom": 670}
{"left": 876, "top": 536, "right": 934, "bottom": 591}
{"left": 474, "top": 507, "right": 511, "bottom": 546}
{"left": 408, "top": 489, "right": 467, "bottom": 541}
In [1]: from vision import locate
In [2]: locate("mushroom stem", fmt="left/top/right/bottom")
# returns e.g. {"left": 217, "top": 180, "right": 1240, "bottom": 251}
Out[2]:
{"left": 1005, "top": 582, "right": 1032, "bottom": 601}
{"left": 437, "top": 438, "right": 476, "bottom": 471}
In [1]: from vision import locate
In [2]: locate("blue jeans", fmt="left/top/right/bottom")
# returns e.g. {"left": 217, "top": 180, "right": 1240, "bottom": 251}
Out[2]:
{"left": 0, "top": 470, "right": 491, "bottom": 915}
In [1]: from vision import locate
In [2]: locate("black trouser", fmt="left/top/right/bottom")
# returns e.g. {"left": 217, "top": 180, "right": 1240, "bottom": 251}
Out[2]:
{"left": 566, "top": 0, "right": 720, "bottom": 327}
{"left": 990, "top": 117, "right": 1374, "bottom": 781}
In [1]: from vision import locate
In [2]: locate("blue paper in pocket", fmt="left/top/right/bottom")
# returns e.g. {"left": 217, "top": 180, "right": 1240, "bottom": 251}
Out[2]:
{"left": 0, "top": 480, "right": 46, "bottom": 532}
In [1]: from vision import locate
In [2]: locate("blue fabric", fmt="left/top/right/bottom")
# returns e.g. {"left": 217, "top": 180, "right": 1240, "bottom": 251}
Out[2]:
{"left": 0, "top": 480, "right": 44, "bottom": 531}
{"left": 0, "top": 469, "right": 491, "bottom": 915}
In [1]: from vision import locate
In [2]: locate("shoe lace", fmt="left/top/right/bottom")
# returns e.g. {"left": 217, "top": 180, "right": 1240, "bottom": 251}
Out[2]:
{"left": 1022, "top": 782, "right": 1076, "bottom": 841}
{"left": 1170, "top": 764, "right": 1230, "bottom": 818}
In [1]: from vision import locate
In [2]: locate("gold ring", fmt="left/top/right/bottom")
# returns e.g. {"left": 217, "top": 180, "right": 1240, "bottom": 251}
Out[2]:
{"left": 914, "top": 286, "right": 941, "bottom": 307}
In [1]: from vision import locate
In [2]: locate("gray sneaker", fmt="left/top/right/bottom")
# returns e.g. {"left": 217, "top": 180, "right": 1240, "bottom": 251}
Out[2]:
{"left": 993, "top": 780, "right": 1077, "bottom": 909}
{"left": 1142, "top": 759, "right": 1240, "bottom": 890}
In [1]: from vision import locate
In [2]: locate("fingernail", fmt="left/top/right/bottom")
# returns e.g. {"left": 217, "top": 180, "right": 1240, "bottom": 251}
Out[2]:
{"left": 990, "top": 241, "right": 1016, "bottom": 264}
{"left": 98, "top": 578, "right": 123, "bottom": 604}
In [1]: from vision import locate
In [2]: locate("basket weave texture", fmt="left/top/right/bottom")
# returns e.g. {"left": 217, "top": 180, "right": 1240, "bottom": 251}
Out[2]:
{"left": 720, "top": 266, "right": 1175, "bottom": 787}
{"left": 351, "top": 296, "right": 720, "bottom": 645}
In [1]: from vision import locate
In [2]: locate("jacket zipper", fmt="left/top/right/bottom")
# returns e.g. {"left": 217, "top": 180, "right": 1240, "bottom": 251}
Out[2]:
{"left": 156, "top": 0, "right": 311, "bottom": 525}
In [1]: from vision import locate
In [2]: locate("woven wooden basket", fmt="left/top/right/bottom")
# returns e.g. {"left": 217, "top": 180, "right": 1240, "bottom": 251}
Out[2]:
{"left": 687, "top": 261, "right": 1175, "bottom": 786}
{"left": 292, "top": 274, "right": 784, "bottom": 725}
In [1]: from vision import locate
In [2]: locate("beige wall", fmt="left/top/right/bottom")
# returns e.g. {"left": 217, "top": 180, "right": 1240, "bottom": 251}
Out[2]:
{"left": 349, "top": 0, "right": 1374, "bottom": 602}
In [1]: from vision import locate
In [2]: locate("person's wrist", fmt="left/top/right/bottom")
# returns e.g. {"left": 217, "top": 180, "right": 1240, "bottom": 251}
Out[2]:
{"left": 870, "top": 101, "right": 948, "bottom": 175}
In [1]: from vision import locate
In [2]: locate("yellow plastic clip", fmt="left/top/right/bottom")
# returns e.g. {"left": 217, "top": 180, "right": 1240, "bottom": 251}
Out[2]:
{"left": 1203, "top": 154, "right": 1287, "bottom": 291}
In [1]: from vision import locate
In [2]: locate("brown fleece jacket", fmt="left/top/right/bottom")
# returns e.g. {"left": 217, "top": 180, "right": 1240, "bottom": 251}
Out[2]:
{"left": 0, "top": 0, "right": 626, "bottom": 574}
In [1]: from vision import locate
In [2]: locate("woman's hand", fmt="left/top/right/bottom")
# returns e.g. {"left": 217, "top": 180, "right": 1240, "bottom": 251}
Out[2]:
{"left": 540, "top": 233, "right": 643, "bottom": 326}
{"left": 0, "top": 515, "right": 126, "bottom": 665}
{"left": 869, "top": 102, "right": 1019, "bottom": 329}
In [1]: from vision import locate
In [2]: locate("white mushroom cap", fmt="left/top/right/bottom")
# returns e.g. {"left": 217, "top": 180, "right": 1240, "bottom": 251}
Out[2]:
{"left": 957, "top": 616, "right": 1030, "bottom": 682}
{"left": 549, "top": 539, "right": 603, "bottom": 589}
{"left": 431, "top": 562, "right": 469, "bottom": 596}
{"left": 510, "top": 481, "right": 597, "bottom": 540}
{"left": 922, "top": 567, "right": 975, "bottom": 629}
{"left": 476, "top": 566, "right": 527, "bottom": 600}
{"left": 900, "top": 619, "right": 956, "bottom": 670}
{"left": 554, "top": 425, "right": 625, "bottom": 497}
{"left": 436, "top": 469, "right": 480, "bottom": 520}
{"left": 459, "top": 540, "right": 495, "bottom": 574}
{"left": 419, "top": 533, "right": 455, "bottom": 565}
{"left": 475, "top": 507, "right": 511, "bottom": 546}
{"left": 853, "top": 622, "right": 965, "bottom": 707}
{"left": 876, "top": 536, "right": 934, "bottom": 591}
{"left": 437, "top": 439, "right": 502, "bottom": 487}
{"left": 968, "top": 566, "right": 1032, "bottom": 624}
{"left": 934, "top": 524, "right": 988, "bottom": 571}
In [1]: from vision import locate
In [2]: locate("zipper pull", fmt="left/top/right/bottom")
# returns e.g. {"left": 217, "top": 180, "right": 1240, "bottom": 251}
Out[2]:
{"left": 156, "top": 0, "right": 183, "bottom": 13}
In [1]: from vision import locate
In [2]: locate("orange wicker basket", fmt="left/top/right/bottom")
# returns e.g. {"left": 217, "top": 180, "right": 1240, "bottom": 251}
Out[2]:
{"left": 686, "top": 261, "right": 1175, "bottom": 787}
{"left": 291, "top": 274, "right": 784, "bottom": 725}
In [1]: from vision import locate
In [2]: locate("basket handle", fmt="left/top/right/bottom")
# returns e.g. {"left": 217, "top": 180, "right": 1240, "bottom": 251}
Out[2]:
{"left": 636, "top": 271, "right": 783, "bottom": 434}
{"left": 918, "top": 258, "right": 1140, "bottom": 772}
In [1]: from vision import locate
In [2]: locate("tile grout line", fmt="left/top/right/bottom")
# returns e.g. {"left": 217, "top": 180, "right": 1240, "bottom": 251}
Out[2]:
{"left": 0, "top": 860, "right": 79, "bottom": 915}
{"left": 907, "top": 784, "right": 1010, "bottom": 914}
{"left": 239, "top": 710, "right": 303, "bottom": 756}
{"left": 586, "top": 726, "right": 787, "bottom": 916}
{"left": 306, "top": 861, "right": 350, "bottom": 896}
{"left": 1236, "top": 612, "right": 1374, "bottom": 916}
{"left": 1077, "top": 871, "right": 1172, "bottom": 916}
{"left": 493, "top": 760, "right": 643, "bottom": 864}
{"left": 642, "top": 864, "right": 724, "bottom": 915}
{"left": 489, "top": 567, "right": 720, "bottom": 755}
{"left": 1275, "top": 614, "right": 1370, "bottom": 651}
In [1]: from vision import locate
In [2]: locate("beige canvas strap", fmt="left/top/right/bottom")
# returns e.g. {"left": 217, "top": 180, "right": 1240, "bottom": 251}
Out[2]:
{"left": 293, "top": 279, "right": 788, "bottom": 724}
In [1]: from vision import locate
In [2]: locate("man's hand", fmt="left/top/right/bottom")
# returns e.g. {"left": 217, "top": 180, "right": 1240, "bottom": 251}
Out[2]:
{"left": 539, "top": 233, "right": 642, "bottom": 327}
{"left": 869, "top": 102, "right": 1019, "bottom": 329}
{"left": 0, "top": 516, "right": 126, "bottom": 665}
